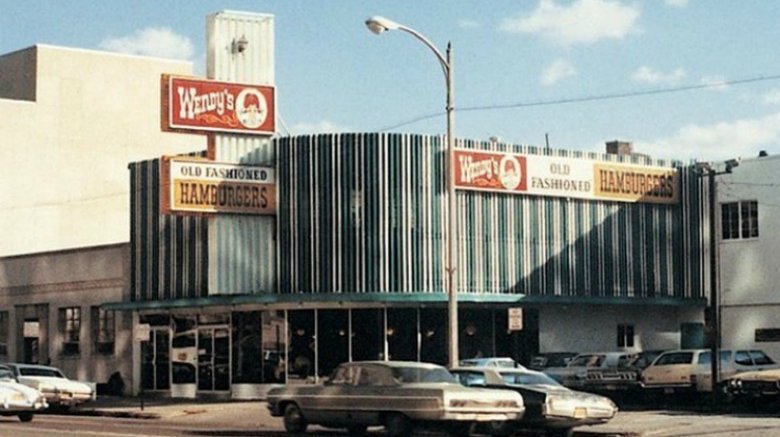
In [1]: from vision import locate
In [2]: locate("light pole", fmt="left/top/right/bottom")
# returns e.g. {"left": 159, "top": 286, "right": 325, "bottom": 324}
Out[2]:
{"left": 697, "top": 158, "right": 739, "bottom": 403}
{"left": 365, "top": 16, "right": 459, "bottom": 368}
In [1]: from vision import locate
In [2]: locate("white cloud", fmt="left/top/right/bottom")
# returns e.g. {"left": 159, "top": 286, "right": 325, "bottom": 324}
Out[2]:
{"left": 631, "top": 66, "right": 686, "bottom": 85}
{"left": 763, "top": 89, "right": 780, "bottom": 105}
{"left": 636, "top": 113, "right": 780, "bottom": 161}
{"left": 664, "top": 0, "right": 689, "bottom": 7}
{"left": 541, "top": 59, "right": 576, "bottom": 85}
{"left": 500, "top": 0, "right": 641, "bottom": 46}
{"left": 290, "top": 120, "right": 351, "bottom": 135}
{"left": 99, "top": 27, "right": 194, "bottom": 61}
{"left": 458, "top": 19, "right": 481, "bottom": 29}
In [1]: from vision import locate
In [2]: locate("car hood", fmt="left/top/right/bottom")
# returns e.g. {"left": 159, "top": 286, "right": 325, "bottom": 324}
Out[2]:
{"left": 0, "top": 380, "right": 43, "bottom": 398}
{"left": 730, "top": 368, "right": 780, "bottom": 382}
{"left": 18, "top": 376, "right": 92, "bottom": 394}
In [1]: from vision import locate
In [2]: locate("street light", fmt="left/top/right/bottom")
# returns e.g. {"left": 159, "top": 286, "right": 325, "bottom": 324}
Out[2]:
{"left": 697, "top": 158, "right": 739, "bottom": 403}
{"left": 365, "top": 15, "right": 459, "bottom": 368}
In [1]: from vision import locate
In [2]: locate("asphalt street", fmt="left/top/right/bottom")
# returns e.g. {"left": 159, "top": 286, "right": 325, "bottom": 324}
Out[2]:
{"left": 2, "top": 399, "right": 780, "bottom": 437}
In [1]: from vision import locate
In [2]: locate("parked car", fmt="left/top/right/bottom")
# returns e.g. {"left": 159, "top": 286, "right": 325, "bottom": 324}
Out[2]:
{"left": 544, "top": 352, "right": 638, "bottom": 390}
{"left": 724, "top": 367, "right": 780, "bottom": 400}
{"left": 640, "top": 349, "right": 779, "bottom": 393}
{"left": 266, "top": 360, "right": 525, "bottom": 437}
{"left": 0, "top": 367, "right": 48, "bottom": 422}
{"left": 0, "top": 363, "right": 94, "bottom": 409}
{"left": 452, "top": 366, "right": 617, "bottom": 437}
{"left": 581, "top": 350, "right": 666, "bottom": 393}
{"left": 458, "top": 357, "right": 522, "bottom": 369}
{"left": 529, "top": 352, "right": 578, "bottom": 371}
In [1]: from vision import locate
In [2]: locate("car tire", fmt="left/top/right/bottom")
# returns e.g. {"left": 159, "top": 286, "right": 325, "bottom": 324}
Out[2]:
{"left": 446, "top": 421, "right": 475, "bottom": 437}
{"left": 18, "top": 412, "right": 34, "bottom": 422}
{"left": 548, "top": 427, "right": 574, "bottom": 437}
{"left": 346, "top": 424, "right": 368, "bottom": 435}
{"left": 283, "top": 403, "right": 308, "bottom": 433}
{"left": 487, "top": 420, "right": 513, "bottom": 437}
{"left": 384, "top": 413, "right": 412, "bottom": 437}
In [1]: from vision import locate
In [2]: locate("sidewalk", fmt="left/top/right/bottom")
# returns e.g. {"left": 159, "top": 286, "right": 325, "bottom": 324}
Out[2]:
{"left": 70, "top": 395, "right": 248, "bottom": 420}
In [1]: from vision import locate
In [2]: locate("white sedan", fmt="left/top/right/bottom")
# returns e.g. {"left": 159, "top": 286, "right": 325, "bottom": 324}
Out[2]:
{"left": 1, "top": 364, "right": 94, "bottom": 409}
{"left": 452, "top": 366, "right": 617, "bottom": 437}
{"left": 0, "top": 367, "right": 47, "bottom": 422}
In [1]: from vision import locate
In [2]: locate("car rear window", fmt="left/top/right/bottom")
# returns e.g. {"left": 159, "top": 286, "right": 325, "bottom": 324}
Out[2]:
{"left": 19, "top": 367, "right": 64, "bottom": 378}
{"left": 656, "top": 352, "right": 693, "bottom": 365}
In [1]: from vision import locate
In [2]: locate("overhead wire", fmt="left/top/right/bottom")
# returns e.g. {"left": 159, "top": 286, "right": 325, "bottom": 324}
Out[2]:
{"left": 375, "top": 73, "right": 780, "bottom": 132}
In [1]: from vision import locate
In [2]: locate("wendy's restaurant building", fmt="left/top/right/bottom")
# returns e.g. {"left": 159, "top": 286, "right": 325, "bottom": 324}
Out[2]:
{"left": 113, "top": 131, "right": 710, "bottom": 398}
{"left": 104, "top": 11, "right": 712, "bottom": 399}
{"left": 0, "top": 10, "right": 715, "bottom": 399}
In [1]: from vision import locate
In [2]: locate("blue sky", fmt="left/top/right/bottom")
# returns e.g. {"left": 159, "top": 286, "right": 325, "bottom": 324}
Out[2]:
{"left": 3, "top": 0, "right": 780, "bottom": 162}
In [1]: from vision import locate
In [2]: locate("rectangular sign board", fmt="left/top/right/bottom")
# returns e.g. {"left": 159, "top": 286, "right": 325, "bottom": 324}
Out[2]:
{"left": 454, "top": 149, "right": 679, "bottom": 204}
{"left": 508, "top": 308, "right": 523, "bottom": 331}
{"left": 162, "top": 75, "right": 276, "bottom": 135}
{"left": 161, "top": 156, "right": 277, "bottom": 215}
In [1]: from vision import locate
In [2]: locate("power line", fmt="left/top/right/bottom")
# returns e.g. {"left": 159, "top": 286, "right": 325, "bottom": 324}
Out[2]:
{"left": 376, "top": 73, "right": 780, "bottom": 132}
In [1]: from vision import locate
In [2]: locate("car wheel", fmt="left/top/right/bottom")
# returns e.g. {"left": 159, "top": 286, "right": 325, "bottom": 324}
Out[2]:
{"left": 384, "top": 413, "right": 412, "bottom": 437}
{"left": 446, "top": 421, "right": 474, "bottom": 437}
{"left": 486, "top": 420, "right": 513, "bottom": 437}
{"left": 18, "top": 412, "right": 34, "bottom": 422}
{"left": 547, "top": 427, "right": 574, "bottom": 437}
{"left": 283, "top": 403, "right": 308, "bottom": 433}
{"left": 346, "top": 424, "right": 368, "bottom": 435}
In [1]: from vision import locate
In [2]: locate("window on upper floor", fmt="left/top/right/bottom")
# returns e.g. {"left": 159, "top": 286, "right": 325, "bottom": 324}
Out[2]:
{"left": 60, "top": 307, "right": 81, "bottom": 355}
{"left": 0, "top": 312, "right": 7, "bottom": 356}
{"left": 617, "top": 324, "right": 635, "bottom": 348}
{"left": 92, "top": 307, "right": 115, "bottom": 355}
{"left": 722, "top": 200, "right": 758, "bottom": 240}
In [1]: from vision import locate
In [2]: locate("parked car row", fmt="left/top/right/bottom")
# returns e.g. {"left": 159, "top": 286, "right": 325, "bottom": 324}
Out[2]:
{"left": 0, "top": 363, "right": 94, "bottom": 422}
{"left": 537, "top": 349, "right": 780, "bottom": 397}
{"left": 267, "top": 359, "right": 617, "bottom": 437}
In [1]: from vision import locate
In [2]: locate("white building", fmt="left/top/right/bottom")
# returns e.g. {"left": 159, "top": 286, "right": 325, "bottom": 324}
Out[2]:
{"left": 719, "top": 153, "right": 780, "bottom": 360}
{"left": 0, "top": 45, "right": 203, "bottom": 389}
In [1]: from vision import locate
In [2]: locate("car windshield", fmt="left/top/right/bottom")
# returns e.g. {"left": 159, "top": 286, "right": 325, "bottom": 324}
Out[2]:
{"left": 568, "top": 355, "right": 603, "bottom": 367}
{"left": 391, "top": 366, "right": 458, "bottom": 384}
{"left": 750, "top": 350, "right": 775, "bottom": 365}
{"left": 499, "top": 371, "right": 561, "bottom": 387}
{"left": 18, "top": 367, "right": 65, "bottom": 378}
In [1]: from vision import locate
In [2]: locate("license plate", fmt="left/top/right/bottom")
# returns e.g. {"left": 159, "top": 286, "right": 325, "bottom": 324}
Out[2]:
{"left": 574, "top": 408, "right": 587, "bottom": 419}
{"left": 664, "top": 387, "right": 674, "bottom": 394}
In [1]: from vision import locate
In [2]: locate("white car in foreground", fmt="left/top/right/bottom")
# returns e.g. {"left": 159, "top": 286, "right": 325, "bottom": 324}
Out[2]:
{"left": 0, "top": 367, "right": 48, "bottom": 421}
{"left": 1, "top": 364, "right": 94, "bottom": 409}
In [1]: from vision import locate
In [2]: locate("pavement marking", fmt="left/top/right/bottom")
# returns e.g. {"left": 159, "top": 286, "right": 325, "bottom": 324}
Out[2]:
{"left": 0, "top": 425, "right": 171, "bottom": 437}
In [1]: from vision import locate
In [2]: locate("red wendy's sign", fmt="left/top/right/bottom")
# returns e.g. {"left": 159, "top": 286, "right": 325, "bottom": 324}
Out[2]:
{"left": 454, "top": 149, "right": 528, "bottom": 192}
{"left": 162, "top": 75, "right": 276, "bottom": 135}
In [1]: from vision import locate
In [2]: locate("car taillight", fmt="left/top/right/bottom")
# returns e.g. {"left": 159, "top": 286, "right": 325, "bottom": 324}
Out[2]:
{"left": 450, "top": 400, "right": 467, "bottom": 407}
{"left": 496, "top": 400, "right": 519, "bottom": 408}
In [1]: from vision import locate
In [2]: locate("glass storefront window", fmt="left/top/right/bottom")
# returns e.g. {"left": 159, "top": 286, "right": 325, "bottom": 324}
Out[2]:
{"left": 351, "top": 309, "right": 383, "bottom": 361}
{"left": 171, "top": 316, "right": 197, "bottom": 384}
{"left": 262, "top": 311, "right": 286, "bottom": 383}
{"left": 387, "top": 308, "right": 417, "bottom": 361}
{"left": 420, "top": 308, "right": 446, "bottom": 365}
{"left": 288, "top": 310, "right": 315, "bottom": 380}
{"left": 317, "top": 310, "right": 348, "bottom": 377}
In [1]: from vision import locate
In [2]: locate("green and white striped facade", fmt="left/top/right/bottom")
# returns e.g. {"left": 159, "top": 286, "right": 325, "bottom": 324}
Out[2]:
{"left": 126, "top": 133, "right": 707, "bottom": 359}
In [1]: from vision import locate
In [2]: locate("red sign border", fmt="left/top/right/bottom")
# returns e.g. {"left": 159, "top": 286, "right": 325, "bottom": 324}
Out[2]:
{"left": 161, "top": 74, "right": 276, "bottom": 136}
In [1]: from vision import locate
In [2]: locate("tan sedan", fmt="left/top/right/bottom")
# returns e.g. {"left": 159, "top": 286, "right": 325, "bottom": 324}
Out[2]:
{"left": 267, "top": 360, "right": 525, "bottom": 437}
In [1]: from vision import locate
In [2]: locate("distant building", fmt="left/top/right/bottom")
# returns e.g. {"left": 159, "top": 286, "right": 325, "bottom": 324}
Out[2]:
{"left": 719, "top": 153, "right": 780, "bottom": 360}
{"left": 0, "top": 45, "right": 203, "bottom": 389}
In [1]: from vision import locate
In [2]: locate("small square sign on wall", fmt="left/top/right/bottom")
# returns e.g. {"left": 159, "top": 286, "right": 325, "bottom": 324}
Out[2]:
{"left": 508, "top": 308, "right": 523, "bottom": 331}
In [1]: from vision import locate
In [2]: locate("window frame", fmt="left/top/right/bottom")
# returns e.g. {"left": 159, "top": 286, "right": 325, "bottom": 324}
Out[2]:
{"left": 721, "top": 200, "right": 759, "bottom": 241}
{"left": 92, "top": 306, "right": 116, "bottom": 355}
{"left": 617, "top": 324, "right": 635, "bottom": 348}
{"left": 0, "top": 312, "right": 8, "bottom": 356}
{"left": 60, "top": 306, "right": 81, "bottom": 356}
